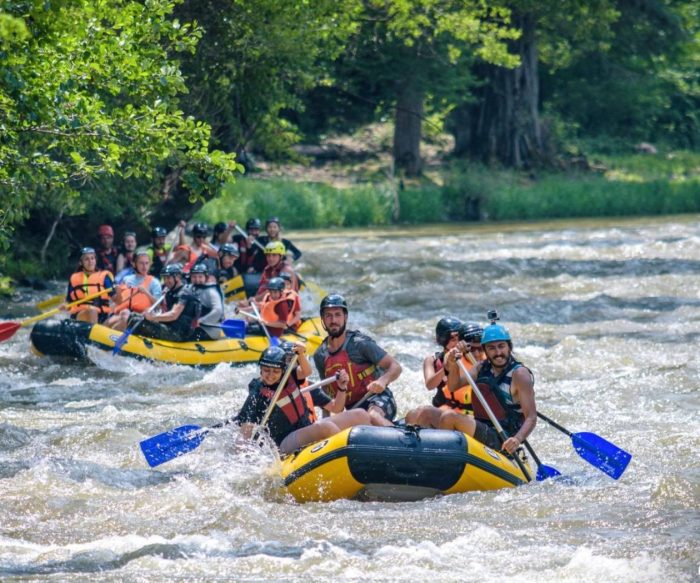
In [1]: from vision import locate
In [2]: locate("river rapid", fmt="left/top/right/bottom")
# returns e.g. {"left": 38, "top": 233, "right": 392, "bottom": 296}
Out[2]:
{"left": 1, "top": 215, "right": 698, "bottom": 582}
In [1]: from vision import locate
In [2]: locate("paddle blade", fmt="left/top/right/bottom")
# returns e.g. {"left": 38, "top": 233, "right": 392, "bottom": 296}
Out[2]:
{"left": 270, "top": 336, "right": 279, "bottom": 347}
{"left": 220, "top": 319, "right": 246, "bottom": 339}
{"left": 0, "top": 322, "right": 21, "bottom": 342}
{"left": 572, "top": 431, "right": 631, "bottom": 480}
{"left": 535, "top": 463, "right": 562, "bottom": 481}
{"left": 112, "top": 329, "right": 133, "bottom": 355}
{"left": 139, "top": 424, "right": 207, "bottom": 467}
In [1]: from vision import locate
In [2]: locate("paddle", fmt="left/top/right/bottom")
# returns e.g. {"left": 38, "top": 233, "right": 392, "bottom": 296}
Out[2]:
{"left": 248, "top": 302, "right": 278, "bottom": 347}
{"left": 234, "top": 224, "right": 266, "bottom": 252}
{"left": 456, "top": 358, "right": 532, "bottom": 483}
{"left": 139, "top": 372, "right": 338, "bottom": 468}
{"left": 463, "top": 352, "right": 559, "bottom": 481}
{"left": 215, "top": 318, "right": 247, "bottom": 339}
{"left": 537, "top": 412, "right": 631, "bottom": 480}
{"left": 0, "top": 288, "right": 111, "bottom": 342}
{"left": 221, "top": 274, "right": 247, "bottom": 303}
{"left": 112, "top": 291, "right": 168, "bottom": 356}
{"left": 36, "top": 294, "right": 64, "bottom": 312}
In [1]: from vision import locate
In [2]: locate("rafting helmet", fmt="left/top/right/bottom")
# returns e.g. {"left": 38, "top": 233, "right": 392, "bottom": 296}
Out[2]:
{"left": 98, "top": 224, "right": 114, "bottom": 237}
{"left": 481, "top": 323, "right": 511, "bottom": 345}
{"left": 190, "top": 262, "right": 208, "bottom": 275}
{"left": 80, "top": 246, "right": 96, "bottom": 257}
{"left": 267, "top": 277, "right": 285, "bottom": 292}
{"left": 162, "top": 263, "right": 183, "bottom": 277}
{"left": 435, "top": 316, "right": 462, "bottom": 347}
{"left": 151, "top": 226, "right": 167, "bottom": 238}
{"left": 259, "top": 346, "right": 287, "bottom": 370}
{"left": 218, "top": 243, "right": 240, "bottom": 257}
{"left": 246, "top": 218, "right": 262, "bottom": 231}
{"left": 320, "top": 294, "right": 348, "bottom": 315}
{"left": 192, "top": 223, "right": 209, "bottom": 237}
{"left": 459, "top": 322, "right": 484, "bottom": 343}
{"left": 265, "top": 216, "right": 281, "bottom": 227}
{"left": 264, "top": 241, "right": 286, "bottom": 255}
{"left": 213, "top": 222, "right": 227, "bottom": 234}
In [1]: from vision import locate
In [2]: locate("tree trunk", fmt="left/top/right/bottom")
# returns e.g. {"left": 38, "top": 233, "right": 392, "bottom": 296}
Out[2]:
{"left": 450, "top": 12, "right": 549, "bottom": 168}
{"left": 393, "top": 82, "right": 424, "bottom": 177}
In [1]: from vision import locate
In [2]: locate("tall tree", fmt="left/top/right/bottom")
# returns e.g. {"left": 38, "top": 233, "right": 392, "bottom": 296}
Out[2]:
{"left": 337, "top": 0, "right": 520, "bottom": 176}
{"left": 173, "top": 0, "right": 360, "bottom": 160}
{"left": 0, "top": 0, "right": 242, "bottom": 270}
{"left": 449, "top": 0, "right": 618, "bottom": 168}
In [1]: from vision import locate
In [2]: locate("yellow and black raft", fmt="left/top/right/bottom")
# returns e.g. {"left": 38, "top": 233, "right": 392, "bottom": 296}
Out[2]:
{"left": 279, "top": 425, "right": 531, "bottom": 503}
{"left": 29, "top": 317, "right": 325, "bottom": 367}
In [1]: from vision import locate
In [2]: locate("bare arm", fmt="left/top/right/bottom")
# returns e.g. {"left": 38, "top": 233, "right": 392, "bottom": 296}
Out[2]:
{"left": 423, "top": 354, "right": 446, "bottom": 390}
{"left": 323, "top": 369, "right": 349, "bottom": 414}
{"left": 146, "top": 302, "right": 184, "bottom": 323}
{"left": 502, "top": 368, "right": 537, "bottom": 454}
{"left": 366, "top": 353, "right": 402, "bottom": 394}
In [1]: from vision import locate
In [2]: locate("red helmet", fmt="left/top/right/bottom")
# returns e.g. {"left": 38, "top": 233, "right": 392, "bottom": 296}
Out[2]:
{"left": 98, "top": 225, "right": 114, "bottom": 237}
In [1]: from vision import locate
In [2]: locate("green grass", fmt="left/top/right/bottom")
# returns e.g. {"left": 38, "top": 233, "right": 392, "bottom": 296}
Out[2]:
{"left": 197, "top": 151, "right": 700, "bottom": 226}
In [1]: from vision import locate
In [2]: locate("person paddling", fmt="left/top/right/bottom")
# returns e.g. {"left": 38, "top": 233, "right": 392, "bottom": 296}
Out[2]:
{"left": 63, "top": 247, "right": 115, "bottom": 324}
{"left": 257, "top": 217, "right": 302, "bottom": 262}
{"left": 439, "top": 316, "right": 537, "bottom": 455}
{"left": 234, "top": 347, "right": 371, "bottom": 455}
{"left": 313, "top": 294, "right": 402, "bottom": 427}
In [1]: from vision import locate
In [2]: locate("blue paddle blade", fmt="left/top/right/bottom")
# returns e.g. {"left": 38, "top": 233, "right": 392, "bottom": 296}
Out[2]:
{"left": 572, "top": 431, "right": 632, "bottom": 480}
{"left": 536, "top": 463, "right": 562, "bottom": 481}
{"left": 220, "top": 319, "right": 246, "bottom": 339}
{"left": 139, "top": 424, "right": 207, "bottom": 467}
{"left": 112, "top": 329, "right": 134, "bottom": 355}
{"left": 270, "top": 336, "right": 279, "bottom": 347}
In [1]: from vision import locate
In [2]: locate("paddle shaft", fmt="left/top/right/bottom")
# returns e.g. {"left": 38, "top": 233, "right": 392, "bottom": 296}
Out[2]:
{"left": 234, "top": 224, "right": 266, "bottom": 252}
{"left": 112, "top": 290, "right": 168, "bottom": 354}
{"left": 23, "top": 288, "right": 112, "bottom": 327}
{"left": 537, "top": 412, "right": 575, "bottom": 436}
{"left": 258, "top": 355, "right": 299, "bottom": 429}
{"left": 456, "top": 358, "right": 532, "bottom": 482}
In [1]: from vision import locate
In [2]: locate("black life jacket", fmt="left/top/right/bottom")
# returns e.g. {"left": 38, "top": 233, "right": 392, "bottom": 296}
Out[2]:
{"left": 473, "top": 356, "right": 529, "bottom": 436}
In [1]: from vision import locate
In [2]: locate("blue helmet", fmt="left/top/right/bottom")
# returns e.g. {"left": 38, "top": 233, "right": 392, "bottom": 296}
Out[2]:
{"left": 481, "top": 323, "right": 511, "bottom": 345}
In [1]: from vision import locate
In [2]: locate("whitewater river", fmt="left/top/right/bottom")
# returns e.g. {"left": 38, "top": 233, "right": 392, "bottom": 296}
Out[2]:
{"left": 1, "top": 215, "right": 698, "bottom": 582}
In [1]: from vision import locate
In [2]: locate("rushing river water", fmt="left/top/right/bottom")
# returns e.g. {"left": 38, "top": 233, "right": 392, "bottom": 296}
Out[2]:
{"left": 1, "top": 215, "right": 699, "bottom": 582}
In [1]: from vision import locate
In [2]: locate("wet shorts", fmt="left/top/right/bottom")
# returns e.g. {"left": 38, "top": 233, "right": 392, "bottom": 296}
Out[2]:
{"left": 473, "top": 419, "right": 503, "bottom": 451}
{"left": 356, "top": 387, "right": 397, "bottom": 421}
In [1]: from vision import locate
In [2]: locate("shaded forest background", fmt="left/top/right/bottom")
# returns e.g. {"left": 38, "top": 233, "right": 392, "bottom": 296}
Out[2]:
{"left": 0, "top": 0, "right": 698, "bottom": 280}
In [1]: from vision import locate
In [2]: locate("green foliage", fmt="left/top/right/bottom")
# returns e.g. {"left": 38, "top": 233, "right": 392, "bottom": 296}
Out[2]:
{"left": 0, "top": 0, "right": 243, "bottom": 260}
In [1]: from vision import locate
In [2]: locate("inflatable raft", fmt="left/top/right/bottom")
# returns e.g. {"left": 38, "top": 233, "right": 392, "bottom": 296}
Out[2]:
{"left": 280, "top": 425, "right": 530, "bottom": 502}
{"left": 29, "top": 317, "right": 325, "bottom": 367}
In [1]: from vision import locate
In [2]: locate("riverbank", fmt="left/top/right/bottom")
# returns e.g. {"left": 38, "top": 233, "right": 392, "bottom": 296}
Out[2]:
{"left": 197, "top": 131, "right": 700, "bottom": 227}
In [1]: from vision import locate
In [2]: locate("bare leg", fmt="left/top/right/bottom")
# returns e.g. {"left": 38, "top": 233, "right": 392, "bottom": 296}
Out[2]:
{"left": 278, "top": 421, "right": 339, "bottom": 455}
{"left": 405, "top": 405, "right": 442, "bottom": 428}
{"left": 329, "top": 409, "right": 371, "bottom": 430}
{"left": 438, "top": 410, "right": 477, "bottom": 436}
{"left": 368, "top": 405, "right": 394, "bottom": 427}
{"left": 76, "top": 307, "right": 99, "bottom": 324}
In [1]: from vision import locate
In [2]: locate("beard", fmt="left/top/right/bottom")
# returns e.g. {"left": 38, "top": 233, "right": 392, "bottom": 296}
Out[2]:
{"left": 327, "top": 322, "right": 346, "bottom": 339}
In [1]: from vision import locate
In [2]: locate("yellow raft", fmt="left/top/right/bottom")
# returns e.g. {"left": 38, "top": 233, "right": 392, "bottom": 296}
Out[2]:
{"left": 280, "top": 425, "right": 530, "bottom": 502}
{"left": 29, "top": 317, "right": 325, "bottom": 366}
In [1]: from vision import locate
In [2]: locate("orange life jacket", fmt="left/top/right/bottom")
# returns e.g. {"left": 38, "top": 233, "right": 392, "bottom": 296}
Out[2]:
{"left": 323, "top": 337, "right": 377, "bottom": 408}
{"left": 259, "top": 293, "right": 295, "bottom": 327}
{"left": 68, "top": 270, "right": 113, "bottom": 314}
{"left": 112, "top": 275, "right": 155, "bottom": 314}
{"left": 434, "top": 355, "right": 474, "bottom": 415}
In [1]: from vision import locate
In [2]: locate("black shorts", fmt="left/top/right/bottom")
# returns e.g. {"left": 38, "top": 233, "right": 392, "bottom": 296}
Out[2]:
{"left": 473, "top": 419, "right": 503, "bottom": 450}
{"left": 356, "top": 387, "right": 397, "bottom": 421}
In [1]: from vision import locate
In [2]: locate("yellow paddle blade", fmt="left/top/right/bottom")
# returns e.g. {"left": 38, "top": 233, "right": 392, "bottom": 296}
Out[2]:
{"left": 221, "top": 275, "right": 246, "bottom": 303}
{"left": 36, "top": 294, "right": 64, "bottom": 312}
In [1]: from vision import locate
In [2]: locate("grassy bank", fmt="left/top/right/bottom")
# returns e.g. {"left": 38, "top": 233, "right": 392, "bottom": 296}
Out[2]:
{"left": 197, "top": 151, "right": 700, "bottom": 226}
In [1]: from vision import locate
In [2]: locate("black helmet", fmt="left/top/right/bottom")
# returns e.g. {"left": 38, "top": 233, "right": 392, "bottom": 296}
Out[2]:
{"left": 435, "top": 316, "right": 462, "bottom": 346}
{"left": 213, "top": 221, "right": 227, "bottom": 234}
{"left": 246, "top": 218, "right": 262, "bottom": 231}
{"left": 218, "top": 242, "right": 240, "bottom": 257}
{"left": 459, "top": 322, "right": 484, "bottom": 343}
{"left": 162, "top": 263, "right": 183, "bottom": 277}
{"left": 259, "top": 346, "right": 287, "bottom": 369}
{"left": 151, "top": 226, "right": 167, "bottom": 238}
{"left": 267, "top": 277, "right": 285, "bottom": 291}
{"left": 278, "top": 340, "right": 295, "bottom": 355}
{"left": 190, "top": 262, "right": 208, "bottom": 275}
{"left": 265, "top": 216, "right": 281, "bottom": 227}
{"left": 279, "top": 272, "right": 292, "bottom": 282}
{"left": 320, "top": 293, "right": 348, "bottom": 315}
{"left": 192, "top": 223, "right": 209, "bottom": 237}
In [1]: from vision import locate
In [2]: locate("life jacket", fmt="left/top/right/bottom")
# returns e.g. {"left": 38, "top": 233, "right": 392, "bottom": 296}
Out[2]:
{"left": 431, "top": 353, "right": 473, "bottom": 415}
{"left": 68, "top": 270, "right": 113, "bottom": 314}
{"left": 257, "top": 262, "right": 298, "bottom": 296}
{"left": 473, "top": 356, "right": 529, "bottom": 436}
{"left": 147, "top": 244, "right": 172, "bottom": 277}
{"left": 323, "top": 333, "right": 378, "bottom": 408}
{"left": 283, "top": 289, "right": 302, "bottom": 329}
{"left": 251, "top": 376, "right": 311, "bottom": 427}
{"left": 96, "top": 246, "right": 119, "bottom": 273}
{"left": 164, "top": 283, "right": 183, "bottom": 311}
{"left": 299, "top": 379, "right": 317, "bottom": 423}
{"left": 233, "top": 235, "right": 264, "bottom": 272}
{"left": 259, "top": 293, "right": 294, "bottom": 329}
{"left": 172, "top": 285, "right": 201, "bottom": 336}
{"left": 112, "top": 275, "right": 155, "bottom": 314}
